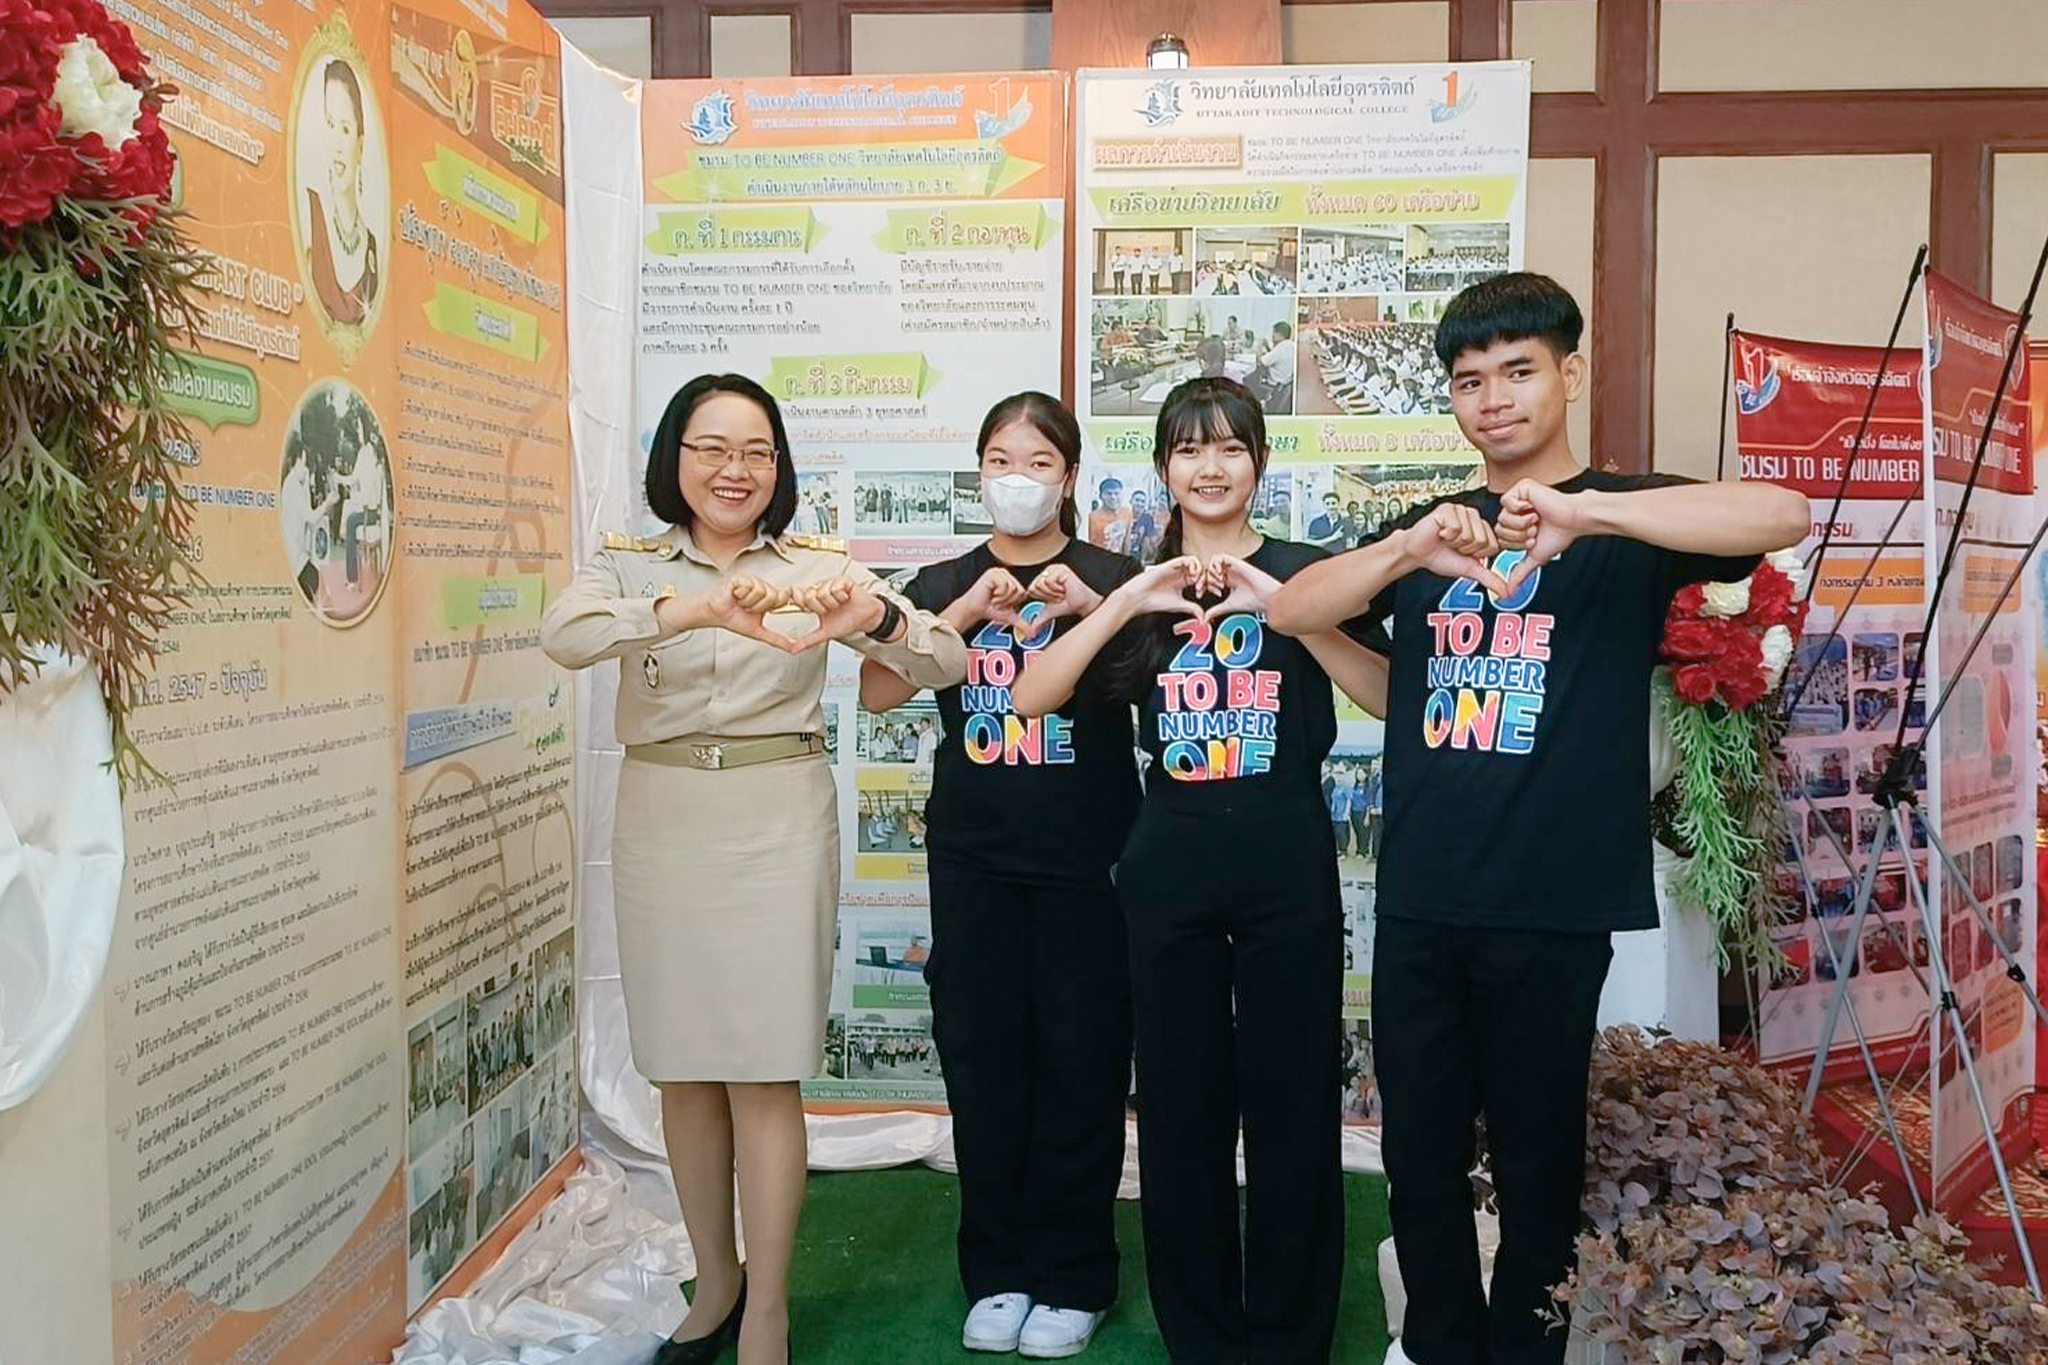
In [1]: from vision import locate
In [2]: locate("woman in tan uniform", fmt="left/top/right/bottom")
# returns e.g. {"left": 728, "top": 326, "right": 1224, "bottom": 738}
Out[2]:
{"left": 541, "top": 374, "right": 964, "bottom": 1365}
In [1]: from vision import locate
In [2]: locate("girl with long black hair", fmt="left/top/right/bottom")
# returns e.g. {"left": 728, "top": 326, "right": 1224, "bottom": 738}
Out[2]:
{"left": 860, "top": 392, "right": 1140, "bottom": 1359}
{"left": 1015, "top": 377, "right": 1425, "bottom": 1362}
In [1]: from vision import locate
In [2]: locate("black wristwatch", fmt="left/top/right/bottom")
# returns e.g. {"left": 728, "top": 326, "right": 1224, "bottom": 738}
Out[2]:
{"left": 864, "top": 596, "right": 904, "bottom": 642}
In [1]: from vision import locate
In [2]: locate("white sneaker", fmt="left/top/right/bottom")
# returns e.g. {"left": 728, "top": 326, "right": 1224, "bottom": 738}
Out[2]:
{"left": 1018, "top": 1306, "right": 1104, "bottom": 1359}
{"left": 963, "top": 1293, "right": 1034, "bottom": 1352}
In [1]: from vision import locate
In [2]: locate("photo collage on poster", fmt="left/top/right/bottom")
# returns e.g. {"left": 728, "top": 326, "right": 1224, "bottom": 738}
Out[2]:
{"left": 1086, "top": 220, "right": 1505, "bottom": 428}
{"left": 1776, "top": 609, "right": 1932, "bottom": 994}
{"left": 634, "top": 74, "right": 1071, "bottom": 1105}
{"left": 404, "top": 926, "right": 577, "bottom": 1305}
{"left": 1073, "top": 67, "right": 1531, "bottom": 1122}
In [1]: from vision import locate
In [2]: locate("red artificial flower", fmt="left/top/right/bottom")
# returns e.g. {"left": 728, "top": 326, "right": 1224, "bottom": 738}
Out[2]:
{"left": 0, "top": 0, "right": 171, "bottom": 228}
{"left": 1672, "top": 583, "right": 1706, "bottom": 616}
{"left": 1742, "top": 564, "right": 1795, "bottom": 627}
{"left": 1662, "top": 617, "right": 1725, "bottom": 661}
{"left": 1674, "top": 664, "right": 1720, "bottom": 705}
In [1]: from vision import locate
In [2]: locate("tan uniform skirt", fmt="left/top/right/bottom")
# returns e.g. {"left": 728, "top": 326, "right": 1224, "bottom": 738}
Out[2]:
{"left": 611, "top": 750, "right": 839, "bottom": 1082}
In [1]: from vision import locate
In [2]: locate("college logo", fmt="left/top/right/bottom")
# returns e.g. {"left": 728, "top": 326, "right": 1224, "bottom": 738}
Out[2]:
{"left": 1734, "top": 339, "right": 1782, "bottom": 416}
{"left": 687, "top": 90, "right": 737, "bottom": 145}
{"left": 1428, "top": 70, "right": 1478, "bottom": 123}
{"left": 1925, "top": 296, "right": 1943, "bottom": 371}
{"left": 489, "top": 66, "right": 563, "bottom": 177}
{"left": 974, "top": 78, "right": 1033, "bottom": 140}
{"left": 1137, "top": 80, "right": 1182, "bottom": 127}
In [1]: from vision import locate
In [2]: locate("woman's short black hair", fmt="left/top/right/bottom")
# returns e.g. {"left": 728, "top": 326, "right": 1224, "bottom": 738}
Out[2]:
{"left": 644, "top": 373, "right": 799, "bottom": 537}
{"left": 1431, "top": 271, "right": 1584, "bottom": 371}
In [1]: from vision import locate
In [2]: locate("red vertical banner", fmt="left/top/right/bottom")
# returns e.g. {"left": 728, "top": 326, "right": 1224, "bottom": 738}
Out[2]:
{"left": 1734, "top": 333, "right": 1930, "bottom": 1071}
{"left": 1920, "top": 271, "right": 2036, "bottom": 1195}
{"left": 2029, "top": 341, "right": 2048, "bottom": 1096}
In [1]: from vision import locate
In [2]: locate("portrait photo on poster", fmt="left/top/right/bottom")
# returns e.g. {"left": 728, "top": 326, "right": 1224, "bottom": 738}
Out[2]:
{"left": 279, "top": 378, "right": 397, "bottom": 627}
{"left": 289, "top": 14, "right": 392, "bottom": 354}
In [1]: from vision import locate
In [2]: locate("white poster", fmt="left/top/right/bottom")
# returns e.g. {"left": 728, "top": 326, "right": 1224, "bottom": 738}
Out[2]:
{"left": 635, "top": 74, "right": 1068, "bottom": 1103}
{"left": 1073, "top": 65, "right": 1530, "bottom": 1122}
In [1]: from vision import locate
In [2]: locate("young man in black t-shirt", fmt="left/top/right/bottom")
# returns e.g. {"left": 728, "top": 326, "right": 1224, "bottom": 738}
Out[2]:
{"left": 1269, "top": 273, "right": 1808, "bottom": 1365}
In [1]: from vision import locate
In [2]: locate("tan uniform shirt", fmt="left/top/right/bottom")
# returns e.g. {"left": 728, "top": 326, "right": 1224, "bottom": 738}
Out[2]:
{"left": 539, "top": 525, "right": 964, "bottom": 747}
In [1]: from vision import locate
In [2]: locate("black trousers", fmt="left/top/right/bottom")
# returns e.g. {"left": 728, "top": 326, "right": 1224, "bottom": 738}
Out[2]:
{"left": 1372, "top": 917, "right": 1613, "bottom": 1365}
{"left": 1119, "top": 793, "right": 1345, "bottom": 1364}
{"left": 925, "top": 865, "right": 1132, "bottom": 1309}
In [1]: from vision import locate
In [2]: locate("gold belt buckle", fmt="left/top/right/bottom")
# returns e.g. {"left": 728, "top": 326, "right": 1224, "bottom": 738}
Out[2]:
{"left": 692, "top": 743, "right": 724, "bottom": 769}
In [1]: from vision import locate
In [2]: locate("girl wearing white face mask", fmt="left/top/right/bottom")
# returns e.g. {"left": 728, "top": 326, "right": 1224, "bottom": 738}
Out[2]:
{"left": 860, "top": 392, "right": 1140, "bottom": 1360}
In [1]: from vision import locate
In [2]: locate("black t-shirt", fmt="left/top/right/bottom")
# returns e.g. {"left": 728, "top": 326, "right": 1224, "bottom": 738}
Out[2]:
{"left": 1362, "top": 469, "right": 1762, "bottom": 933}
{"left": 901, "top": 539, "right": 1142, "bottom": 885}
{"left": 1125, "top": 539, "right": 1368, "bottom": 805}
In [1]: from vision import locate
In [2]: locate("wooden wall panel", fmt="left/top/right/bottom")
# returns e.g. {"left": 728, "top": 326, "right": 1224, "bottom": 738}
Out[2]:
{"left": 1049, "top": 0, "right": 1280, "bottom": 71}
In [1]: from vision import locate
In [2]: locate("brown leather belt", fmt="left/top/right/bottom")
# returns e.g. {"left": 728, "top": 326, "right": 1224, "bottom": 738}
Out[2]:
{"left": 626, "top": 732, "right": 824, "bottom": 771}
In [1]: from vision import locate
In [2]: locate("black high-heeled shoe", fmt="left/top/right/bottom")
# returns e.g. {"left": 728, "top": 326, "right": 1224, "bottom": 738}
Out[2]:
{"left": 655, "top": 1269, "right": 747, "bottom": 1365}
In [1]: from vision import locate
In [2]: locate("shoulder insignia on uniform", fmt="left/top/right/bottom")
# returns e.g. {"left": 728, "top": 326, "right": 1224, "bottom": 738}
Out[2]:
{"left": 602, "top": 531, "right": 667, "bottom": 553}
{"left": 785, "top": 534, "right": 847, "bottom": 553}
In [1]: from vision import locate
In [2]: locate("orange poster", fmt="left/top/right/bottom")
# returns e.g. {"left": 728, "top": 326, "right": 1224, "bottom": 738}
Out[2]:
{"left": 108, "top": 0, "right": 574, "bottom": 1353}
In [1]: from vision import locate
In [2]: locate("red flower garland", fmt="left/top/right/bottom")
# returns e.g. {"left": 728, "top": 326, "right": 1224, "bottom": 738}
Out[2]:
{"left": 0, "top": 0, "right": 173, "bottom": 228}
{"left": 1661, "top": 562, "right": 1810, "bottom": 711}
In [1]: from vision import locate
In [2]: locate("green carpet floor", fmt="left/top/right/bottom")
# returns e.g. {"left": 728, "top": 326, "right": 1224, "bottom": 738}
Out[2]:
{"left": 758, "top": 1167, "right": 1392, "bottom": 1362}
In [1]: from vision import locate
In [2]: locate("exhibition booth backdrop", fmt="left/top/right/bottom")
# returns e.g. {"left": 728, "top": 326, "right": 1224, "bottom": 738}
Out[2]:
{"left": 18, "top": 16, "right": 2038, "bottom": 1362}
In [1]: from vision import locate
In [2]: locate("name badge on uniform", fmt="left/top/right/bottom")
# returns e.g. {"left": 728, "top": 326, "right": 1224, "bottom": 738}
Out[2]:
{"left": 643, "top": 651, "right": 660, "bottom": 689}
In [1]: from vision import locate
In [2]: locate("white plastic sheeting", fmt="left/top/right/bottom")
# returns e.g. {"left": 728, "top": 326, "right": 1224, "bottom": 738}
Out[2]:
{"left": 0, "top": 647, "right": 123, "bottom": 1110}
{"left": 389, "top": 1112, "right": 1383, "bottom": 1364}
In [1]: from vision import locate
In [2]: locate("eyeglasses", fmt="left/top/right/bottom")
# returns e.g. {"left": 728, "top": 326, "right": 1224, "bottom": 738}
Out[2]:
{"left": 683, "top": 440, "right": 778, "bottom": 470}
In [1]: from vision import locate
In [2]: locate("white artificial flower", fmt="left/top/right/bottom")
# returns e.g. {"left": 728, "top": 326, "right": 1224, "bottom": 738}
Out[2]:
{"left": 1767, "top": 548, "right": 1809, "bottom": 596}
{"left": 1761, "top": 624, "right": 1794, "bottom": 686}
{"left": 54, "top": 38, "right": 143, "bottom": 151}
{"left": 1700, "top": 578, "right": 1752, "bottom": 618}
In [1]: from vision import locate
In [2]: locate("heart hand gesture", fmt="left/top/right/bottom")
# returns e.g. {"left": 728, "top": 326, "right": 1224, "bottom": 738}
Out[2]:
{"left": 962, "top": 566, "right": 1029, "bottom": 628}
{"left": 1496, "top": 479, "right": 1580, "bottom": 595}
{"left": 1398, "top": 504, "right": 1511, "bottom": 598}
{"left": 788, "top": 578, "right": 888, "bottom": 651}
{"left": 1111, "top": 556, "right": 1205, "bottom": 622}
{"left": 1199, "top": 554, "right": 1284, "bottom": 623}
{"left": 695, "top": 572, "right": 800, "bottom": 652}
{"left": 1025, "top": 564, "right": 1104, "bottom": 624}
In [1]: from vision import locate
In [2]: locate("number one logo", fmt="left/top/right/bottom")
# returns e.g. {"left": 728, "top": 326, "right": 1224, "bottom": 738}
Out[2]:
{"left": 1442, "top": 72, "right": 1458, "bottom": 108}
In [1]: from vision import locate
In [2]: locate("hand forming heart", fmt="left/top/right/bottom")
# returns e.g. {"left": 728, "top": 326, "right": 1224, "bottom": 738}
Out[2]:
{"left": 1115, "top": 555, "right": 1206, "bottom": 622}
{"left": 703, "top": 572, "right": 805, "bottom": 652}
{"left": 1023, "top": 564, "right": 1104, "bottom": 626}
{"left": 785, "top": 578, "right": 888, "bottom": 652}
{"left": 1198, "top": 554, "right": 1283, "bottom": 622}
{"left": 1399, "top": 503, "right": 1512, "bottom": 598}
{"left": 1495, "top": 479, "right": 1580, "bottom": 595}
{"left": 968, "top": 566, "right": 1031, "bottom": 629}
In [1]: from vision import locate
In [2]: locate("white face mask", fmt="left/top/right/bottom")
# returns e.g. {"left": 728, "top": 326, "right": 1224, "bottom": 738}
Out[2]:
{"left": 980, "top": 472, "right": 1065, "bottom": 536}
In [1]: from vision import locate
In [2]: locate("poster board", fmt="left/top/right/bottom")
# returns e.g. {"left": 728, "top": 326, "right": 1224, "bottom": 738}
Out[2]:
{"left": 634, "top": 73, "right": 1069, "bottom": 1104}
{"left": 1073, "top": 63, "right": 1532, "bottom": 1120}
{"left": 1734, "top": 332, "right": 1930, "bottom": 1068}
{"left": 106, "top": 0, "right": 578, "bottom": 1355}
{"left": 1919, "top": 271, "right": 2037, "bottom": 1190}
